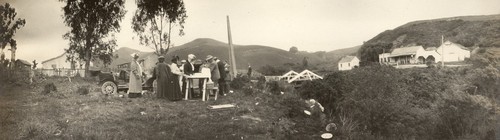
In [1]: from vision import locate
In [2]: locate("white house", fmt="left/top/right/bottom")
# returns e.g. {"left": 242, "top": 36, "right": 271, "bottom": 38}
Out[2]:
{"left": 338, "top": 56, "right": 359, "bottom": 71}
{"left": 379, "top": 45, "right": 441, "bottom": 65}
{"left": 436, "top": 41, "right": 470, "bottom": 62}
{"left": 42, "top": 53, "right": 84, "bottom": 69}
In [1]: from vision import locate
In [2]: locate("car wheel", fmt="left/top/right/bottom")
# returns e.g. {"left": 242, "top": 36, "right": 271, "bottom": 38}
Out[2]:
{"left": 101, "top": 81, "right": 117, "bottom": 94}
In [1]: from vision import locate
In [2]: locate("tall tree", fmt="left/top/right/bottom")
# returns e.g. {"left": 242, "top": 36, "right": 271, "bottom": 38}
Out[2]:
{"left": 289, "top": 46, "right": 298, "bottom": 54}
{"left": 132, "top": 0, "right": 187, "bottom": 55}
{"left": 60, "top": 0, "right": 126, "bottom": 77}
{"left": 0, "top": 3, "right": 26, "bottom": 68}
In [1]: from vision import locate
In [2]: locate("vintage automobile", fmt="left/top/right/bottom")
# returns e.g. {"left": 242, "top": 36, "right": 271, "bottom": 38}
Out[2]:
{"left": 98, "top": 70, "right": 155, "bottom": 94}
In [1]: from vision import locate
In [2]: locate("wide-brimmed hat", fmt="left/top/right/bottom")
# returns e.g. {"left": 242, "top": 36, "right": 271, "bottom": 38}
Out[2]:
{"left": 206, "top": 55, "right": 214, "bottom": 61}
{"left": 188, "top": 54, "right": 196, "bottom": 59}
{"left": 158, "top": 56, "right": 165, "bottom": 59}
{"left": 180, "top": 60, "right": 187, "bottom": 63}
{"left": 131, "top": 53, "right": 139, "bottom": 58}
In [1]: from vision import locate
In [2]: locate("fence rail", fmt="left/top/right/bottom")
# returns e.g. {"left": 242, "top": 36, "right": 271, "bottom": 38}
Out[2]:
{"left": 37, "top": 69, "right": 85, "bottom": 77}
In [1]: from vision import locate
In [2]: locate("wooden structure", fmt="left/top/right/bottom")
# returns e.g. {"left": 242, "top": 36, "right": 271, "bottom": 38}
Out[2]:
{"left": 287, "top": 70, "right": 323, "bottom": 83}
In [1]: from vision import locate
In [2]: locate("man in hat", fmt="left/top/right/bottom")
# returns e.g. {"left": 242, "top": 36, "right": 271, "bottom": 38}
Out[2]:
{"left": 205, "top": 55, "right": 220, "bottom": 96}
{"left": 215, "top": 57, "right": 227, "bottom": 96}
{"left": 128, "top": 53, "right": 143, "bottom": 98}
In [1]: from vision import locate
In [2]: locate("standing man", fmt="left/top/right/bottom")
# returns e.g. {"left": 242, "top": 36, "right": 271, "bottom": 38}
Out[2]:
{"left": 183, "top": 54, "right": 196, "bottom": 98}
{"left": 247, "top": 63, "right": 252, "bottom": 78}
{"left": 215, "top": 57, "right": 226, "bottom": 96}
{"left": 128, "top": 53, "right": 143, "bottom": 98}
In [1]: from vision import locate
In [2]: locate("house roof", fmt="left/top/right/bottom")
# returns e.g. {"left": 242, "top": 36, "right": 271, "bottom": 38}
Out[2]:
{"left": 42, "top": 52, "right": 66, "bottom": 64}
{"left": 338, "top": 56, "right": 357, "bottom": 63}
{"left": 390, "top": 46, "right": 423, "bottom": 57}
{"left": 425, "top": 47, "right": 437, "bottom": 51}
{"left": 16, "top": 59, "right": 31, "bottom": 66}
{"left": 441, "top": 41, "right": 470, "bottom": 50}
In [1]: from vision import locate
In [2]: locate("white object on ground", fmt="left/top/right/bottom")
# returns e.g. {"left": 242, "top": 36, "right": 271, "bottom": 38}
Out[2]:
{"left": 304, "top": 110, "right": 311, "bottom": 115}
{"left": 140, "top": 111, "right": 147, "bottom": 115}
{"left": 119, "top": 95, "right": 124, "bottom": 98}
{"left": 255, "top": 102, "right": 259, "bottom": 105}
{"left": 280, "top": 91, "right": 284, "bottom": 94}
{"left": 208, "top": 104, "right": 236, "bottom": 109}
{"left": 321, "top": 133, "right": 333, "bottom": 139}
{"left": 229, "top": 90, "right": 234, "bottom": 93}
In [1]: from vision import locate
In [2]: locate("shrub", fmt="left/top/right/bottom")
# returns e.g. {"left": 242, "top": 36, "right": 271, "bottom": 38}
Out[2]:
{"left": 77, "top": 85, "right": 90, "bottom": 95}
{"left": 230, "top": 74, "right": 249, "bottom": 90}
{"left": 42, "top": 83, "right": 57, "bottom": 95}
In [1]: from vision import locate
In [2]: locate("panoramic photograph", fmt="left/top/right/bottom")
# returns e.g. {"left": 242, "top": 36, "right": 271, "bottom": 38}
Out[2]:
{"left": 1, "top": 0, "right": 499, "bottom": 139}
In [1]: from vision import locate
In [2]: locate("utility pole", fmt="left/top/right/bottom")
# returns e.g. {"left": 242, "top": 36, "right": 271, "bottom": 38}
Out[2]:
{"left": 227, "top": 16, "right": 237, "bottom": 80}
{"left": 441, "top": 35, "right": 445, "bottom": 67}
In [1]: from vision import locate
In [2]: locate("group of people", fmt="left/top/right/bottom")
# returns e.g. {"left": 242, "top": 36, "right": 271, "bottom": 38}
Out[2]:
{"left": 127, "top": 53, "right": 230, "bottom": 101}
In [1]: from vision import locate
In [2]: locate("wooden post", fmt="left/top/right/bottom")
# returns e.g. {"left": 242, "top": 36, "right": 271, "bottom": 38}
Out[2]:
{"left": 227, "top": 16, "right": 237, "bottom": 80}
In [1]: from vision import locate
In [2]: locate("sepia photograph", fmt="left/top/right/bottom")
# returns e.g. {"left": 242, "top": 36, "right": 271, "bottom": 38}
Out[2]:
{"left": 1, "top": 0, "right": 499, "bottom": 139}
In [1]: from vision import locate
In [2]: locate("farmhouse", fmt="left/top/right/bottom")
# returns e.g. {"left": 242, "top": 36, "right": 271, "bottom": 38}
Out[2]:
{"left": 15, "top": 59, "right": 32, "bottom": 70}
{"left": 338, "top": 56, "right": 359, "bottom": 71}
{"left": 379, "top": 45, "right": 441, "bottom": 65}
{"left": 436, "top": 41, "right": 471, "bottom": 62}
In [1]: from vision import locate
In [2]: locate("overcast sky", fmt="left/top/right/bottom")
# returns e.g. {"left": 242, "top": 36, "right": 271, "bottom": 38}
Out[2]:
{"left": 2, "top": 0, "right": 500, "bottom": 62}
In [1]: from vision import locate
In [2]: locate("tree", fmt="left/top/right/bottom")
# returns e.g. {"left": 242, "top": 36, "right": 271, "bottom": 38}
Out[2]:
{"left": 0, "top": 3, "right": 26, "bottom": 68}
{"left": 60, "top": 0, "right": 126, "bottom": 77}
{"left": 289, "top": 46, "right": 298, "bottom": 54}
{"left": 132, "top": 0, "right": 187, "bottom": 55}
{"left": 302, "top": 57, "right": 308, "bottom": 68}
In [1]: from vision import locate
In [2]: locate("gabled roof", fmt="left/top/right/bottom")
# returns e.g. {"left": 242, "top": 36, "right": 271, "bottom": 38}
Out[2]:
{"left": 390, "top": 46, "right": 423, "bottom": 57}
{"left": 42, "top": 52, "right": 66, "bottom": 64}
{"left": 338, "top": 56, "right": 358, "bottom": 63}
{"left": 425, "top": 47, "right": 437, "bottom": 51}
{"left": 440, "top": 41, "right": 470, "bottom": 51}
{"left": 16, "top": 59, "right": 31, "bottom": 66}
{"left": 287, "top": 70, "right": 323, "bottom": 83}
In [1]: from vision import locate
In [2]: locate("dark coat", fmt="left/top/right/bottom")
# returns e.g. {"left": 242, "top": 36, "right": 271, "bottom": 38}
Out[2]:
{"left": 183, "top": 61, "right": 195, "bottom": 75}
{"left": 217, "top": 61, "right": 226, "bottom": 81}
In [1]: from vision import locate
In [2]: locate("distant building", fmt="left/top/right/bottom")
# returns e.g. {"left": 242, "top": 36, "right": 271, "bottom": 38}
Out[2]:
{"left": 15, "top": 59, "right": 32, "bottom": 70}
{"left": 41, "top": 53, "right": 84, "bottom": 69}
{"left": 338, "top": 56, "right": 359, "bottom": 71}
{"left": 379, "top": 45, "right": 441, "bottom": 65}
{"left": 436, "top": 41, "right": 471, "bottom": 62}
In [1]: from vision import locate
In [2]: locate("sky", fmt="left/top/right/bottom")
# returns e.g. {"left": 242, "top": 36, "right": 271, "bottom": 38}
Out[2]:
{"left": 1, "top": 0, "right": 500, "bottom": 62}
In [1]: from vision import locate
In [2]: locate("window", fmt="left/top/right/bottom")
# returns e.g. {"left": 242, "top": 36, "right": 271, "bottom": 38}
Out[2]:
{"left": 340, "top": 64, "right": 342, "bottom": 67}
{"left": 348, "top": 63, "right": 350, "bottom": 67}
{"left": 51, "top": 64, "right": 57, "bottom": 69}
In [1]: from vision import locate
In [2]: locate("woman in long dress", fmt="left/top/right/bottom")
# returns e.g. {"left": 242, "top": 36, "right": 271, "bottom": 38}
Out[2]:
{"left": 154, "top": 56, "right": 169, "bottom": 99}
{"left": 167, "top": 56, "right": 183, "bottom": 101}
{"left": 129, "top": 53, "right": 143, "bottom": 98}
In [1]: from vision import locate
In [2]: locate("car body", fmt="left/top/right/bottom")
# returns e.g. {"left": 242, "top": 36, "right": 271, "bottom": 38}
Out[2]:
{"left": 98, "top": 70, "right": 155, "bottom": 94}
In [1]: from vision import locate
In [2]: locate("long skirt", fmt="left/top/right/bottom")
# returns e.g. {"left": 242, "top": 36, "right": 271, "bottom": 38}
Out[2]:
{"left": 166, "top": 75, "right": 182, "bottom": 101}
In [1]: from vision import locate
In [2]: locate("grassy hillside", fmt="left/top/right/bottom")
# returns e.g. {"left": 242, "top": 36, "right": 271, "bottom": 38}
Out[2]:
{"left": 359, "top": 14, "right": 500, "bottom": 62}
{"left": 113, "top": 38, "right": 324, "bottom": 70}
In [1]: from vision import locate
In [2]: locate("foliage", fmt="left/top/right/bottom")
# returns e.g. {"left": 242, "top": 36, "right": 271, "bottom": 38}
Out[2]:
{"left": 0, "top": 3, "right": 26, "bottom": 68}
{"left": 60, "top": 0, "right": 126, "bottom": 77}
{"left": 289, "top": 46, "right": 298, "bottom": 53}
{"left": 0, "top": 3, "right": 26, "bottom": 50}
{"left": 229, "top": 73, "right": 249, "bottom": 90}
{"left": 258, "top": 64, "right": 289, "bottom": 76}
{"left": 297, "top": 64, "right": 499, "bottom": 139}
{"left": 42, "top": 83, "right": 57, "bottom": 95}
{"left": 132, "top": 0, "right": 187, "bottom": 55}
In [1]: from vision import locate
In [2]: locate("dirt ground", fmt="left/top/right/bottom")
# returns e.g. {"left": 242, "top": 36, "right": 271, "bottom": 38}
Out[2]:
{"left": 0, "top": 77, "right": 311, "bottom": 140}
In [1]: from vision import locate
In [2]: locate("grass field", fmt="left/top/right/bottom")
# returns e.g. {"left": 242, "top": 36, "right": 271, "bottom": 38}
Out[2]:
{"left": 0, "top": 77, "right": 319, "bottom": 139}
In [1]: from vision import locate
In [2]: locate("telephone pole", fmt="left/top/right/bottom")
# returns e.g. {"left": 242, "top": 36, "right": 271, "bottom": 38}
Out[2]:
{"left": 227, "top": 16, "right": 237, "bottom": 80}
{"left": 441, "top": 35, "right": 445, "bottom": 67}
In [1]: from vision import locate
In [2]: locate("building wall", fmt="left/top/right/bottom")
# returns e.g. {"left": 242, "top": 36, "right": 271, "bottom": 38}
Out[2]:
{"left": 437, "top": 45, "right": 470, "bottom": 62}
{"left": 338, "top": 57, "right": 360, "bottom": 71}
{"left": 42, "top": 56, "right": 73, "bottom": 69}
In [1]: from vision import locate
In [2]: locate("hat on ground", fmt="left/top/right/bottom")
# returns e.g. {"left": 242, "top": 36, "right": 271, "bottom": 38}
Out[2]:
{"left": 206, "top": 55, "right": 214, "bottom": 61}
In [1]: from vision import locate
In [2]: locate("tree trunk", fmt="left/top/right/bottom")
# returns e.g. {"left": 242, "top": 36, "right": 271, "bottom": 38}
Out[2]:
{"left": 84, "top": 51, "right": 91, "bottom": 77}
{"left": 10, "top": 47, "right": 16, "bottom": 69}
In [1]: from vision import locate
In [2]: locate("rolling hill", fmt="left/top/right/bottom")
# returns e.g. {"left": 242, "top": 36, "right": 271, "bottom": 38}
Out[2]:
{"left": 359, "top": 14, "right": 500, "bottom": 62}
{"left": 112, "top": 38, "right": 325, "bottom": 70}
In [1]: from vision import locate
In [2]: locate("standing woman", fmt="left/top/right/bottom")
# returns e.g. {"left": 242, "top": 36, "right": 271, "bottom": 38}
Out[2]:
{"left": 129, "top": 53, "right": 143, "bottom": 98}
{"left": 168, "top": 56, "right": 183, "bottom": 101}
{"left": 154, "top": 56, "right": 169, "bottom": 99}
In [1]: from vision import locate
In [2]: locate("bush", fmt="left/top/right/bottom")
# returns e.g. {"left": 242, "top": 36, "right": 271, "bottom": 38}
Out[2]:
{"left": 42, "top": 83, "right": 57, "bottom": 95}
{"left": 230, "top": 74, "right": 250, "bottom": 90}
{"left": 77, "top": 85, "right": 90, "bottom": 95}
